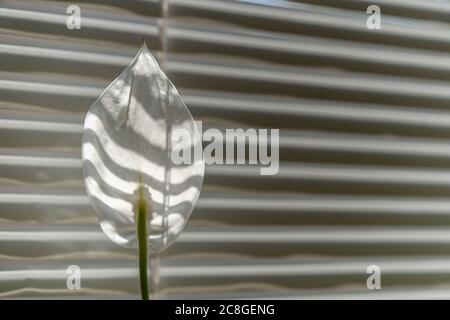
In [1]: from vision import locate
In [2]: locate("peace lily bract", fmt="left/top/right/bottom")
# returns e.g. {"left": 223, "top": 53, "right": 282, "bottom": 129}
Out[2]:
{"left": 81, "top": 42, "right": 205, "bottom": 299}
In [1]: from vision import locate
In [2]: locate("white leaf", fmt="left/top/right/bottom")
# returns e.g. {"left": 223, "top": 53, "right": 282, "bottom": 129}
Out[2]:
{"left": 82, "top": 42, "right": 205, "bottom": 252}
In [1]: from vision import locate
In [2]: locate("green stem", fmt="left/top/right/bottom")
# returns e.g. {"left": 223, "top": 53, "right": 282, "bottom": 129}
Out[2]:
{"left": 137, "top": 184, "right": 149, "bottom": 300}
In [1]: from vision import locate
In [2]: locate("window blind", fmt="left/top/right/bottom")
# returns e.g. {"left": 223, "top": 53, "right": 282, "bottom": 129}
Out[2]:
{"left": 1, "top": 0, "right": 450, "bottom": 299}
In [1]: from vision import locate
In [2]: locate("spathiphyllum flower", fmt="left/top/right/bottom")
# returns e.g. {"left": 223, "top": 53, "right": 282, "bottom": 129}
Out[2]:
{"left": 81, "top": 42, "right": 205, "bottom": 299}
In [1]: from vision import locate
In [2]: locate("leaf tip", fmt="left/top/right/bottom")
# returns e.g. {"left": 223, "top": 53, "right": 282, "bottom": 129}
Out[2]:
{"left": 140, "top": 38, "right": 149, "bottom": 49}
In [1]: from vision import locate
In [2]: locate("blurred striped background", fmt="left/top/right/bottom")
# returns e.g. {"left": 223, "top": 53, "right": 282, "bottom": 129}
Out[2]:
{"left": 2, "top": 0, "right": 450, "bottom": 299}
